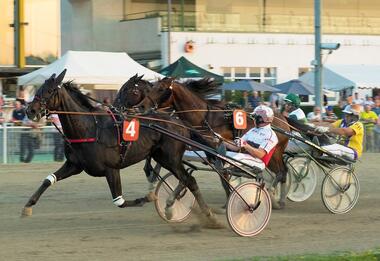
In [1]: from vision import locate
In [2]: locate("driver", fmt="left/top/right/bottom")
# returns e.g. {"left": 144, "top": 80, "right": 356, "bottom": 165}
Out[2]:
{"left": 315, "top": 104, "right": 364, "bottom": 160}
{"left": 225, "top": 105, "right": 278, "bottom": 174}
{"left": 282, "top": 93, "right": 310, "bottom": 153}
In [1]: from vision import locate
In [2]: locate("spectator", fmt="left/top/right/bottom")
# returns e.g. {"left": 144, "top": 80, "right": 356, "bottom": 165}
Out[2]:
{"left": 360, "top": 104, "right": 378, "bottom": 152}
{"left": 242, "top": 91, "right": 249, "bottom": 109}
{"left": 11, "top": 101, "right": 38, "bottom": 163}
{"left": 323, "top": 106, "right": 338, "bottom": 123}
{"left": 372, "top": 96, "right": 380, "bottom": 115}
{"left": 353, "top": 92, "right": 364, "bottom": 105}
{"left": 323, "top": 94, "right": 328, "bottom": 107}
{"left": 372, "top": 97, "right": 380, "bottom": 152}
{"left": 269, "top": 92, "right": 280, "bottom": 109}
{"left": 248, "top": 91, "right": 262, "bottom": 109}
{"left": 0, "top": 95, "right": 4, "bottom": 124}
{"left": 307, "top": 106, "right": 322, "bottom": 123}
{"left": 364, "top": 96, "right": 375, "bottom": 108}
{"left": 49, "top": 114, "right": 65, "bottom": 162}
{"left": 16, "top": 88, "right": 27, "bottom": 106}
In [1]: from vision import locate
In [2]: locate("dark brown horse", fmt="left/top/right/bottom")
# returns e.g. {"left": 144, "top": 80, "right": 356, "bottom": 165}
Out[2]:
{"left": 22, "top": 70, "right": 222, "bottom": 228}
{"left": 135, "top": 78, "right": 291, "bottom": 208}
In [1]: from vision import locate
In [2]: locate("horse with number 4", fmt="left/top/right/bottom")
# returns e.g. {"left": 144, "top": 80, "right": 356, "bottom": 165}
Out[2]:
{"left": 22, "top": 69, "right": 225, "bottom": 229}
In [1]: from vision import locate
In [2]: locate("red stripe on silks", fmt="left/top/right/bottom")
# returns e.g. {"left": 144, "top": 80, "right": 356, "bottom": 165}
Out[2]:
{"left": 68, "top": 138, "right": 96, "bottom": 143}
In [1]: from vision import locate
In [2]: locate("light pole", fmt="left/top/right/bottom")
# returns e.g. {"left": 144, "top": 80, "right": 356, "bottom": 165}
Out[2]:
{"left": 314, "top": 0, "right": 322, "bottom": 108}
{"left": 314, "top": 0, "right": 340, "bottom": 107}
{"left": 167, "top": 0, "right": 172, "bottom": 65}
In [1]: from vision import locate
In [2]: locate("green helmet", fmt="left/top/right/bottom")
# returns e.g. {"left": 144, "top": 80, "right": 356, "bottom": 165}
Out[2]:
{"left": 284, "top": 93, "right": 301, "bottom": 108}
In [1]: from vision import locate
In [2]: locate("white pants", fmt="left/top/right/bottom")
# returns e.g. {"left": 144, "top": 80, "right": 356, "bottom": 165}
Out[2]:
{"left": 226, "top": 151, "right": 266, "bottom": 171}
{"left": 321, "top": 144, "right": 357, "bottom": 160}
{"left": 183, "top": 150, "right": 265, "bottom": 170}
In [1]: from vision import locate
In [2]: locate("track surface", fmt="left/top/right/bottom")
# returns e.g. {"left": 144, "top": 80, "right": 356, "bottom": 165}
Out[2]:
{"left": 0, "top": 154, "right": 379, "bottom": 261}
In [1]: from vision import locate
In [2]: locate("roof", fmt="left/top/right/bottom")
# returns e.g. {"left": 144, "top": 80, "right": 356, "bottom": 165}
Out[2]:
{"left": 326, "top": 64, "right": 380, "bottom": 89}
{"left": 222, "top": 80, "right": 279, "bottom": 92}
{"left": 274, "top": 79, "right": 315, "bottom": 95}
{"left": 299, "top": 64, "right": 380, "bottom": 91}
{"left": 17, "top": 51, "right": 163, "bottom": 86}
{"left": 159, "top": 56, "right": 224, "bottom": 84}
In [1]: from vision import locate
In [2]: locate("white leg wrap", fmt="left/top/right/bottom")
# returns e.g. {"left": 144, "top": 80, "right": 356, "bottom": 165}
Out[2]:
{"left": 45, "top": 174, "right": 57, "bottom": 185}
{"left": 113, "top": 196, "right": 126, "bottom": 207}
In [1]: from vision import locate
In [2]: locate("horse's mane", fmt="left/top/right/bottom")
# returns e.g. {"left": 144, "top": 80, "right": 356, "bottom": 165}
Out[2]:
{"left": 184, "top": 78, "right": 220, "bottom": 96}
{"left": 63, "top": 81, "right": 95, "bottom": 110}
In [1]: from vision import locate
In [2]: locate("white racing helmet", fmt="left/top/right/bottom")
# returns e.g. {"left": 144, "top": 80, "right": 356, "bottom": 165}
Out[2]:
{"left": 252, "top": 105, "right": 274, "bottom": 124}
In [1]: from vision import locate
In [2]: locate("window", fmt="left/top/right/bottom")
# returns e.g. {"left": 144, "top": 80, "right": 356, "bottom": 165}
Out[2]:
{"left": 221, "top": 66, "right": 277, "bottom": 85}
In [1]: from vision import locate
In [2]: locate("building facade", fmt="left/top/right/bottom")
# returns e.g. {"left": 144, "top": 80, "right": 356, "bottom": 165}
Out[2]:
{"left": 60, "top": 0, "right": 380, "bottom": 98}
{"left": 0, "top": 0, "right": 60, "bottom": 97}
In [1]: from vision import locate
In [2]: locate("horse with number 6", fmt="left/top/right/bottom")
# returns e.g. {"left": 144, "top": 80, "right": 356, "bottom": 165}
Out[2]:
{"left": 22, "top": 69, "right": 224, "bottom": 229}
{"left": 134, "top": 77, "right": 291, "bottom": 209}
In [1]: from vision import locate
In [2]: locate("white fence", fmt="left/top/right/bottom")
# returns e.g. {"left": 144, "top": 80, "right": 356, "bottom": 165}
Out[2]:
{"left": 0, "top": 125, "right": 64, "bottom": 164}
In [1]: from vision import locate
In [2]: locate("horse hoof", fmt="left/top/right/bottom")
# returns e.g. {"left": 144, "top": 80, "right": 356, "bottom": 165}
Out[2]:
{"left": 269, "top": 192, "right": 282, "bottom": 210}
{"left": 165, "top": 206, "right": 174, "bottom": 220}
{"left": 21, "top": 207, "right": 32, "bottom": 217}
{"left": 210, "top": 207, "right": 226, "bottom": 215}
{"left": 145, "top": 191, "right": 158, "bottom": 202}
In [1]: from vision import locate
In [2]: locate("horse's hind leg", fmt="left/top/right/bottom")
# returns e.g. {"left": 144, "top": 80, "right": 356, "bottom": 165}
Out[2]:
{"left": 172, "top": 165, "right": 223, "bottom": 229}
{"left": 21, "top": 161, "right": 82, "bottom": 217}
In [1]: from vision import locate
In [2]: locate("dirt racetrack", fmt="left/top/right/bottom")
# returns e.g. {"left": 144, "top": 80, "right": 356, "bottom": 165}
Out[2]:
{"left": 0, "top": 153, "right": 379, "bottom": 261}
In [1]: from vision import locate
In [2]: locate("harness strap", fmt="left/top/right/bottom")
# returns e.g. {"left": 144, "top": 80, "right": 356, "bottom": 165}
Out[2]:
{"left": 67, "top": 138, "right": 96, "bottom": 143}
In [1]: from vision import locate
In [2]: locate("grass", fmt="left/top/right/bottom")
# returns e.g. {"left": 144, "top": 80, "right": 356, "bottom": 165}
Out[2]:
{"left": 221, "top": 248, "right": 380, "bottom": 261}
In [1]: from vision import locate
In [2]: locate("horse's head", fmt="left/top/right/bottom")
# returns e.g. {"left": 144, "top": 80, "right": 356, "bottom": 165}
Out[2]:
{"left": 134, "top": 77, "right": 175, "bottom": 113}
{"left": 113, "top": 74, "right": 152, "bottom": 110}
{"left": 27, "top": 69, "right": 66, "bottom": 121}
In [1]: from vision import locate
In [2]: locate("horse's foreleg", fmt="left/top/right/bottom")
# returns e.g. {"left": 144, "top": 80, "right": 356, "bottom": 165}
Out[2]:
{"left": 21, "top": 161, "right": 82, "bottom": 217}
{"left": 105, "top": 169, "right": 151, "bottom": 208}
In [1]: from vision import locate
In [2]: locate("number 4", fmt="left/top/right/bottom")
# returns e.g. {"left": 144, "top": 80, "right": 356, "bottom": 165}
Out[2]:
{"left": 123, "top": 119, "right": 140, "bottom": 141}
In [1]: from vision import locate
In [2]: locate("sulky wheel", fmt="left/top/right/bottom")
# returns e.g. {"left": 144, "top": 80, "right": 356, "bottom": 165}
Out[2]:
{"left": 226, "top": 181, "right": 272, "bottom": 237}
{"left": 287, "top": 157, "right": 317, "bottom": 202}
{"left": 154, "top": 172, "right": 195, "bottom": 223}
{"left": 321, "top": 167, "right": 360, "bottom": 214}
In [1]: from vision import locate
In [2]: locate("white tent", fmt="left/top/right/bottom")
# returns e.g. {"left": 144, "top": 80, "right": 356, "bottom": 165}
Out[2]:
{"left": 299, "top": 64, "right": 380, "bottom": 91}
{"left": 18, "top": 51, "right": 163, "bottom": 86}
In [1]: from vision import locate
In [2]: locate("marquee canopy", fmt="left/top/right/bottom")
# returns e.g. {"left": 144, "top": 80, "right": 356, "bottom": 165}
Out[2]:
{"left": 18, "top": 51, "right": 163, "bottom": 86}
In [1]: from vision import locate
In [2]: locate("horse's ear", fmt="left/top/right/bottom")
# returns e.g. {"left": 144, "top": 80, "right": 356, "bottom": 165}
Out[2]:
{"left": 132, "top": 73, "right": 138, "bottom": 79}
{"left": 55, "top": 69, "right": 67, "bottom": 85}
{"left": 50, "top": 73, "right": 56, "bottom": 79}
{"left": 138, "top": 75, "right": 144, "bottom": 81}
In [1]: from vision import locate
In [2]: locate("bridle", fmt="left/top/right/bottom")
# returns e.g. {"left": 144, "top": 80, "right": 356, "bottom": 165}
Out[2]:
{"left": 32, "top": 84, "right": 62, "bottom": 118}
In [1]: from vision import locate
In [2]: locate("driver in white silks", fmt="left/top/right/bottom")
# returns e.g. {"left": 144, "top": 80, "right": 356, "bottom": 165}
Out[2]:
{"left": 224, "top": 105, "right": 278, "bottom": 185}
{"left": 314, "top": 104, "right": 364, "bottom": 161}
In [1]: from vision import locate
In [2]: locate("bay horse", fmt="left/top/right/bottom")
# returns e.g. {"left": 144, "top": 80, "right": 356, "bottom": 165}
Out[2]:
{"left": 134, "top": 78, "right": 291, "bottom": 208}
{"left": 113, "top": 74, "right": 161, "bottom": 184}
{"left": 22, "top": 70, "right": 222, "bottom": 228}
